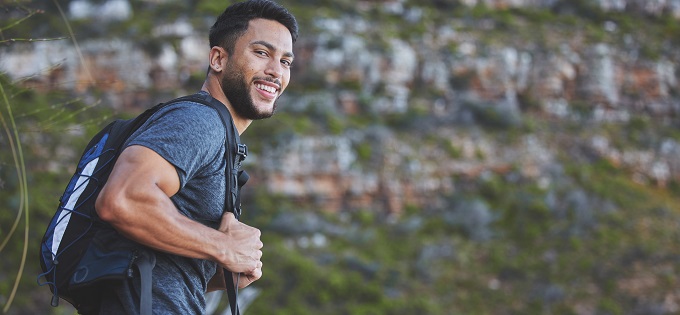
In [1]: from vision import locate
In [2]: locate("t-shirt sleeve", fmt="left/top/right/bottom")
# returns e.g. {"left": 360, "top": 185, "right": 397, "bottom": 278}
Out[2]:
{"left": 126, "top": 103, "right": 226, "bottom": 188}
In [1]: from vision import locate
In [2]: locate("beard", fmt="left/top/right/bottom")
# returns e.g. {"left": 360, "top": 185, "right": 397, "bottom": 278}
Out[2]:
{"left": 221, "top": 61, "right": 278, "bottom": 120}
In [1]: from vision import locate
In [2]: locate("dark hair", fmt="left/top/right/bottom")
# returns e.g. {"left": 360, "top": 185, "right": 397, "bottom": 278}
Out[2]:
{"left": 209, "top": 0, "right": 298, "bottom": 55}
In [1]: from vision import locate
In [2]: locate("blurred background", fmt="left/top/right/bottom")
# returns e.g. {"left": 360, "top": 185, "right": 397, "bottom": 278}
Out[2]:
{"left": 1, "top": 0, "right": 680, "bottom": 314}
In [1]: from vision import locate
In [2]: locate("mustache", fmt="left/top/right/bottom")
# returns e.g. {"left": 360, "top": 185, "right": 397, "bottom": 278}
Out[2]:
{"left": 253, "top": 76, "right": 281, "bottom": 88}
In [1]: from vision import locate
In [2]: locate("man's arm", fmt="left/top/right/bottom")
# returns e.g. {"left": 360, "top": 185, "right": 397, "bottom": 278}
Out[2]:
{"left": 95, "top": 145, "right": 262, "bottom": 286}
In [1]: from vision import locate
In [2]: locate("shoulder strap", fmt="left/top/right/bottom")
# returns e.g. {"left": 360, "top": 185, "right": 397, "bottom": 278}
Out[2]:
{"left": 170, "top": 93, "right": 248, "bottom": 215}
{"left": 167, "top": 92, "right": 245, "bottom": 315}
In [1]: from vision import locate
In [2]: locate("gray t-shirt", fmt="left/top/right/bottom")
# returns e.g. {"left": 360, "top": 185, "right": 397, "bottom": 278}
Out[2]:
{"left": 124, "top": 94, "right": 228, "bottom": 313}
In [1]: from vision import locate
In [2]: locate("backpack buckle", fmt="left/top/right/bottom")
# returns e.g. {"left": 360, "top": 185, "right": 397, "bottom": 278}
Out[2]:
{"left": 237, "top": 144, "right": 248, "bottom": 158}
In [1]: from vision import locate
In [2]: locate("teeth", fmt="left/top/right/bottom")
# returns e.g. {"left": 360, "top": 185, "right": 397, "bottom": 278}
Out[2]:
{"left": 256, "top": 84, "right": 276, "bottom": 94}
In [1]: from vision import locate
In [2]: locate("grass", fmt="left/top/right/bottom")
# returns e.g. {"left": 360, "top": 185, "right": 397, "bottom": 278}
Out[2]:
{"left": 0, "top": 78, "right": 30, "bottom": 314}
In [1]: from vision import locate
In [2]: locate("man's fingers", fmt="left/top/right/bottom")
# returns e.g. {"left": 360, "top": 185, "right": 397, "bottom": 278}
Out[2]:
{"left": 246, "top": 256, "right": 262, "bottom": 273}
{"left": 238, "top": 267, "right": 262, "bottom": 289}
{"left": 218, "top": 212, "right": 236, "bottom": 231}
{"left": 216, "top": 215, "right": 263, "bottom": 273}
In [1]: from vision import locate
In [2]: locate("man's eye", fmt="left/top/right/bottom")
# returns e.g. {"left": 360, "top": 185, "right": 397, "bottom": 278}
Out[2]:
{"left": 282, "top": 60, "right": 292, "bottom": 67}
{"left": 255, "top": 50, "right": 268, "bottom": 56}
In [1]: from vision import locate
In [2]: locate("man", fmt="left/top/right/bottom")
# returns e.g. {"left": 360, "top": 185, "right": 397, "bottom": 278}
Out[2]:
{"left": 94, "top": 0, "right": 298, "bottom": 313}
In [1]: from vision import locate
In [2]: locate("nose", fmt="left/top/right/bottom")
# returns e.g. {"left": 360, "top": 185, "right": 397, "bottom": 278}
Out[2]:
{"left": 264, "top": 59, "right": 284, "bottom": 80}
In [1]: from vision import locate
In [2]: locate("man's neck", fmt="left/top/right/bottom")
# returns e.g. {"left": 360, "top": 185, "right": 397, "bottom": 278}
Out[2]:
{"left": 201, "top": 76, "right": 252, "bottom": 135}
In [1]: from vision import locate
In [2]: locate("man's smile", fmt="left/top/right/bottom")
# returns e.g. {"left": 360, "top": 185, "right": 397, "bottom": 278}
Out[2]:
{"left": 254, "top": 80, "right": 280, "bottom": 100}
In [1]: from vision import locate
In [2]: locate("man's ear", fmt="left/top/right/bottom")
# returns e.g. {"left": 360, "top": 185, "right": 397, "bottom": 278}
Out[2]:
{"left": 209, "top": 46, "right": 227, "bottom": 72}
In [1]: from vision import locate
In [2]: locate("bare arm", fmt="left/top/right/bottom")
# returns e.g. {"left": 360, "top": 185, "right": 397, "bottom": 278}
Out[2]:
{"left": 95, "top": 145, "right": 262, "bottom": 286}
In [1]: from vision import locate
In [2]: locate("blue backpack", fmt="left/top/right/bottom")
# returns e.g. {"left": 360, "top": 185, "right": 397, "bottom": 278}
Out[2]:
{"left": 38, "top": 92, "right": 248, "bottom": 314}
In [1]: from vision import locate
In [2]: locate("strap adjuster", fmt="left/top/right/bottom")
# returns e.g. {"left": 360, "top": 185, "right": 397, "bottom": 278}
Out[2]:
{"left": 237, "top": 144, "right": 248, "bottom": 158}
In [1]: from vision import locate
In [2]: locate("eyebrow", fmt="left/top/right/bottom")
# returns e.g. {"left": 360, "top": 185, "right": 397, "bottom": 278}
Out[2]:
{"left": 251, "top": 40, "right": 295, "bottom": 59}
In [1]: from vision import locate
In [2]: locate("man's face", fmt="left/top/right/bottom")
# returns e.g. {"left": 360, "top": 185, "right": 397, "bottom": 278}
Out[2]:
{"left": 221, "top": 18, "right": 294, "bottom": 120}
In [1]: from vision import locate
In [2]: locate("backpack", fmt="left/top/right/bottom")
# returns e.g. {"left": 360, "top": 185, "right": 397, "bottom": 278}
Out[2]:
{"left": 38, "top": 92, "right": 248, "bottom": 314}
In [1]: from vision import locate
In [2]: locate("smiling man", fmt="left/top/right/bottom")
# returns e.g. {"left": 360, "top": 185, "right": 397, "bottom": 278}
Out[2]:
{"left": 93, "top": 1, "right": 298, "bottom": 314}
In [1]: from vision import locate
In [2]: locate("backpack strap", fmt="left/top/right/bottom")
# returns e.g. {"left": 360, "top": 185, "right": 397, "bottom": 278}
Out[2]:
{"left": 134, "top": 250, "right": 156, "bottom": 315}
{"left": 176, "top": 92, "right": 248, "bottom": 215}
{"left": 198, "top": 94, "right": 246, "bottom": 315}
{"left": 227, "top": 274, "right": 240, "bottom": 315}
{"left": 132, "top": 92, "right": 247, "bottom": 315}
{"left": 172, "top": 92, "right": 246, "bottom": 315}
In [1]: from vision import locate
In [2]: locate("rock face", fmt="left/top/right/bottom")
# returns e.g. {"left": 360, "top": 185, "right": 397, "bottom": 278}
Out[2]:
{"left": 1, "top": 0, "right": 679, "bottom": 214}
{"left": 464, "top": 0, "right": 680, "bottom": 17}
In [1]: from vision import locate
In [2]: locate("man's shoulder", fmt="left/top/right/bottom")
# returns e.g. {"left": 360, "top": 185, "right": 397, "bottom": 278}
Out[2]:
{"left": 153, "top": 97, "right": 224, "bottom": 127}
{"left": 132, "top": 95, "right": 226, "bottom": 142}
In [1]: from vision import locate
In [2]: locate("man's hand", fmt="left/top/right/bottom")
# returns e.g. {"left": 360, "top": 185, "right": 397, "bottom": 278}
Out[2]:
{"left": 217, "top": 212, "right": 263, "bottom": 288}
